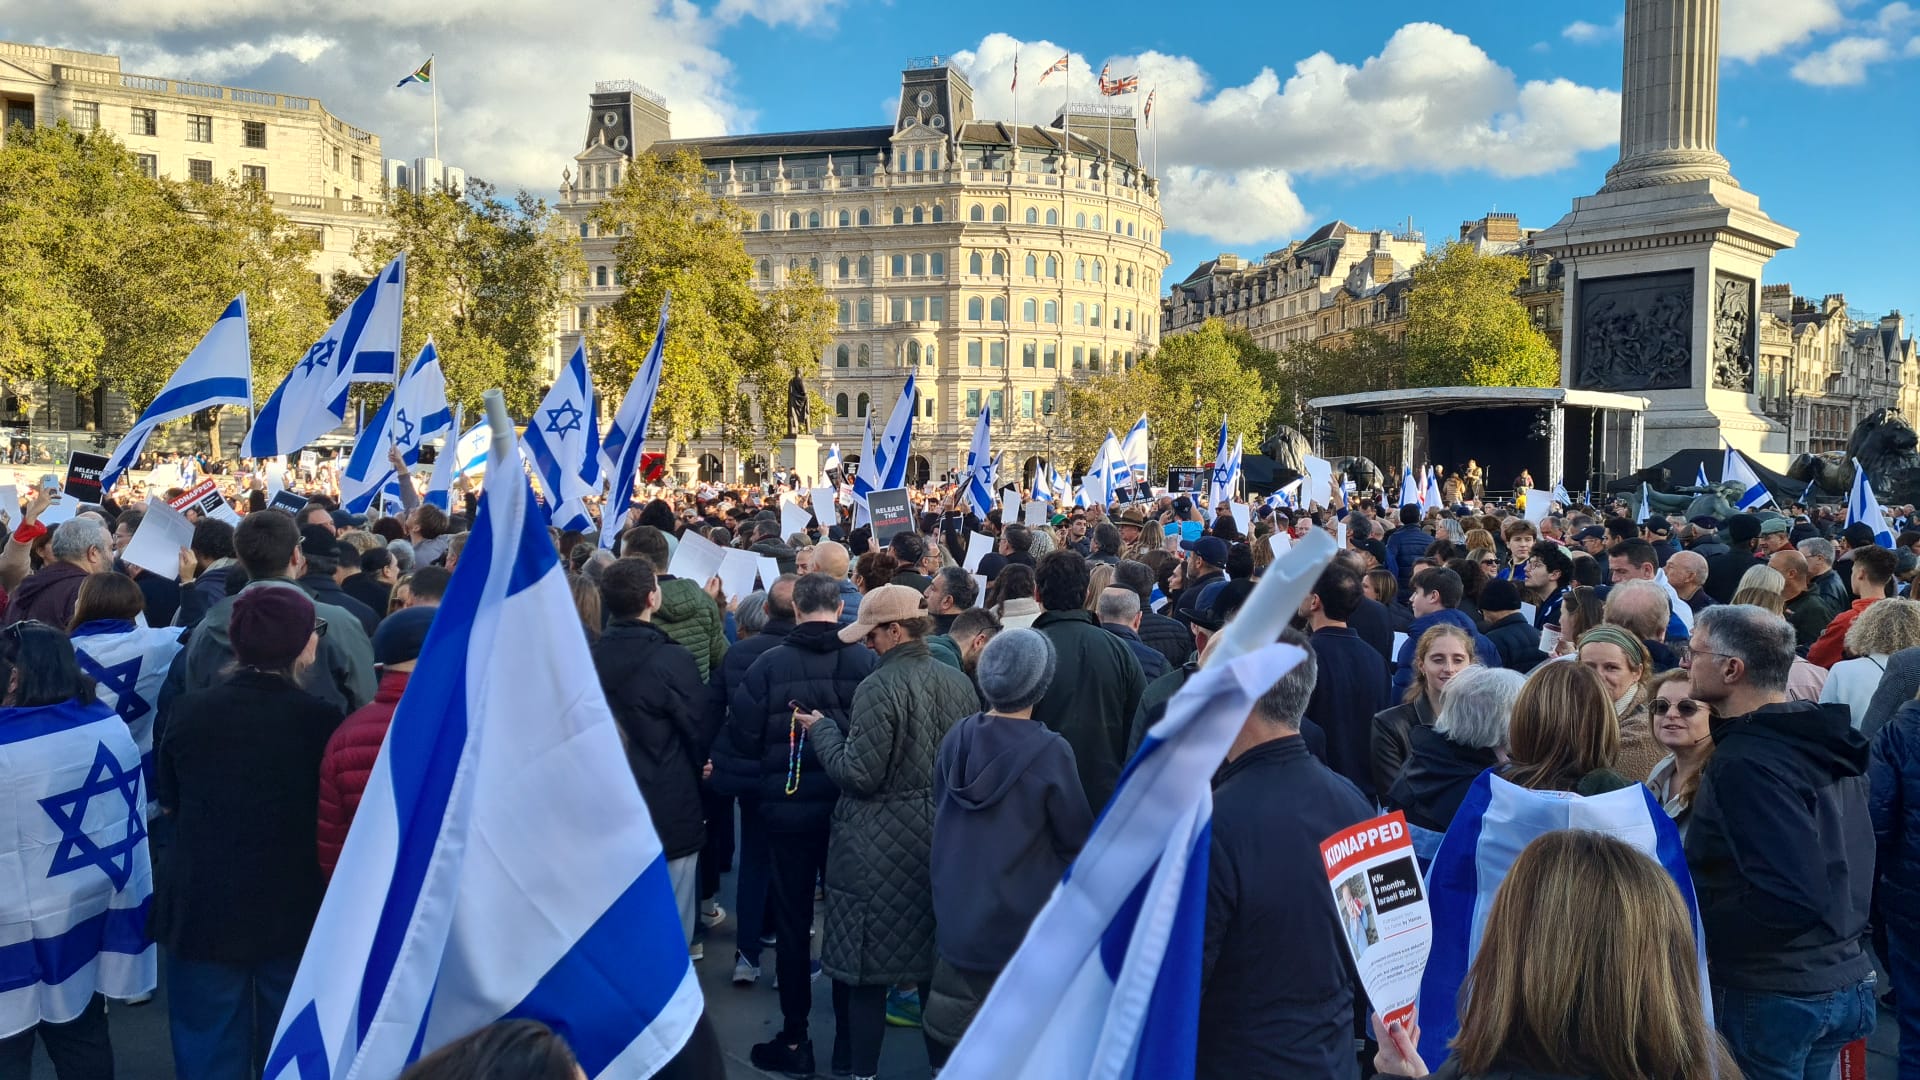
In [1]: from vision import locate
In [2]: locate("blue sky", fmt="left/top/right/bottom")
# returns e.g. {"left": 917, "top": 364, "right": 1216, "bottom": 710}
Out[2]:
{"left": 16, "top": 0, "right": 1917, "bottom": 316}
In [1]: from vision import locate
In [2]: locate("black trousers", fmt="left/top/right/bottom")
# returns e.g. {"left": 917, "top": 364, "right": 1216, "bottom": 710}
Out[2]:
{"left": 0, "top": 993, "right": 113, "bottom": 1080}
{"left": 831, "top": 981, "right": 889, "bottom": 1077}
{"left": 765, "top": 825, "right": 830, "bottom": 1041}
{"left": 696, "top": 788, "right": 735, "bottom": 902}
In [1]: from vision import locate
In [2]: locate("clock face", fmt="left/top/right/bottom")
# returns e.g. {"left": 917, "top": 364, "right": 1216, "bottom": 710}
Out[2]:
{"left": 916, "top": 90, "right": 935, "bottom": 108}
{"left": 930, "top": 114, "right": 947, "bottom": 130}
{"left": 602, "top": 111, "right": 620, "bottom": 128}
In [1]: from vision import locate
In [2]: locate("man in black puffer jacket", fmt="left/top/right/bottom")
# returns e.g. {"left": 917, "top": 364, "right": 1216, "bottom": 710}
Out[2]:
{"left": 589, "top": 558, "right": 709, "bottom": 947}
{"left": 1115, "top": 559, "right": 1193, "bottom": 669}
{"left": 728, "top": 572, "right": 878, "bottom": 1078}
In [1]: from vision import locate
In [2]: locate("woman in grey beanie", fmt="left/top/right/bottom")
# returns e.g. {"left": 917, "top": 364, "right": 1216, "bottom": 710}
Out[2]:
{"left": 923, "top": 628, "right": 1094, "bottom": 1067}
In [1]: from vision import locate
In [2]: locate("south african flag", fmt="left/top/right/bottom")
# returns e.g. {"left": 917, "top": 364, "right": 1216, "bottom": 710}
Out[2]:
{"left": 396, "top": 57, "right": 432, "bottom": 88}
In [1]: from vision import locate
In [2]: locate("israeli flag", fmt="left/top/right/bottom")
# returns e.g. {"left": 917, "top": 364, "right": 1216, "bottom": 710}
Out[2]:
{"left": 1552, "top": 480, "right": 1570, "bottom": 506}
{"left": 1206, "top": 420, "right": 1229, "bottom": 508}
{"left": 1083, "top": 433, "right": 1121, "bottom": 508}
{"left": 0, "top": 699, "right": 156, "bottom": 1037}
{"left": 1048, "top": 463, "right": 1072, "bottom": 506}
{"left": 1424, "top": 466, "right": 1443, "bottom": 509}
{"left": 1639, "top": 480, "right": 1655, "bottom": 521}
{"left": 1723, "top": 448, "right": 1775, "bottom": 510}
{"left": 1416, "top": 771, "right": 1708, "bottom": 1066}
{"left": 1847, "top": 459, "right": 1896, "bottom": 549}
{"left": 241, "top": 254, "right": 406, "bottom": 460}
{"left": 1028, "top": 464, "right": 1052, "bottom": 505}
{"left": 1800, "top": 477, "right": 1819, "bottom": 507}
{"left": 824, "top": 443, "right": 843, "bottom": 476}
{"left": 102, "top": 295, "right": 252, "bottom": 492}
{"left": 850, "top": 415, "right": 879, "bottom": 526}
{"left": 1121, "top": 415, "right": 1151, "bottom": 492}
{"left": 340, "top": 342, "right": 453, "bottom": 515}
{"left": 423, "top": 405, "right": 466, "bottom": 512}
{"left": 962, "top": 406, "right": 995, "bottom": 520}
{"left": 597, "top": 295, "right": 669, "bottom": 550}
{"left": 70, "top": 621, "right": 186, "bottom": 800}
{"left": 943, "top": 532, "right": 1336, "bottom": 1079}
{"left": 872, "top": 374, "right": 918, "bottom": 492}
{"left": 263, "top": 408, "right": 701, "bottom": 1080}
{"left": 523, "top": 343, "right": 603, "bottom": 532}
{"left": 1108, "top": 429, "right": 1135, "bottom": 492}
{"left": 1399, "top": 468, "right": 1421, "bottom": 509}
{"left": 1208, "top": 434, "right": 1242, "bottom": 510}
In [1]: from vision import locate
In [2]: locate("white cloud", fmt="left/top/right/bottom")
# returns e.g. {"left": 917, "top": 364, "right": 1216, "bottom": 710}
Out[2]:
{"left": 1721, "top": 0, "right": 1846, "bottom": 60}
{"left": 1790, "top": 35, "right": 1896, "bottom": 84}
{"left": 1909, "top": 35, "right": 1920, "bottom": 55}
{"left": 6, "top": 0, "right": 769, "bottom": 197}
{"left": 1877, "top": 3, "right": 1919, "bottom": 31}
{"left": 1562, "top": 16, "right": 1624, "bottom": 43}
{"left": 950, "top": 26, "right": 1619, "bottom": 249}
{"left": 711, "top": 0, "right": 847, "bottom": 28}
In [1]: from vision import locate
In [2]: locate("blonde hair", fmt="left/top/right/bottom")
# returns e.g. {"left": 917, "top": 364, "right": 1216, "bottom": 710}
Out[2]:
{"left": 1465, "top": 529, "right": 1495, "bottom": 553}
{"left": 1648, "top": 669, "right": 1715, "bottom": 807}
{"left": 1405, "top": 623, "right": 1477, "bottom": 705}
{"left": 1505, "top": 661, "right": 1619, "bottom": 792}
{"left": 1730, "top": 565, "right": 1787, "bottom": 615}
{"left": 1083, "top": 562, "right": 1116, "bottom": 612}
{"left": 1451, "top": 830, "right": 1733, "bottom": 1080}
{"left": 1845, "top": 596, "right": 1920, "bottom": 656}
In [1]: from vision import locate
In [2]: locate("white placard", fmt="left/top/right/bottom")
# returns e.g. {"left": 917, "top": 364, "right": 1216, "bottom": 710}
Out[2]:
{"left": 668, "top": 530, "right": 726, "bottom": 587}
{"left": 1228, "top": 501, "right": 1251, "bottom": 538}
{"left": 779, "top": 498, "right": 813, "bottom": 541}
{"left": 265, "top": 460, "right": 286, "bottom": 495}
{"left": 1391, "top": 631, "right": 1409, "bottom": 659}
{"left": 38, "top": 497, "right": 77, "bottom": 527}
{"left": 1524, "top": 488, "right": 1556, "bottom": 526}
{"left": 0, "top": 485, "right": 17, "bottom": 527}
{"left": 1302, "top": 455, "right": 1335, "bottom": 510}
{"left": 1269, "top": 531, "right": 1292, "bottom": 558}
{"left": 755, "top": 555, "right": 782, "bottom": 591}
{"left": 971, "top": 574, "right": 988, "bottom": 603}
{"left": 809, "top": 486, "right": 836, "bottom": 520}
{"left": 121, "top": 497, "right": 195, "bottom": 580}
{"left": 963, "top": 531, "right": 995, "bottom": 573}
{"left": 717, "top": 548, "right": 759, "bottom": 602}
{"left": 1337, "top": 521, "right": 1349, "bottom": 550}
{"left": 1022, "top": 500, "right": 1048, "bottom": 527}
{"left": 1000, "top": 488, "right": 1020, "bottom": 525}
{"left": 1519, "top": 601, "right": 1538, "bottom": 626}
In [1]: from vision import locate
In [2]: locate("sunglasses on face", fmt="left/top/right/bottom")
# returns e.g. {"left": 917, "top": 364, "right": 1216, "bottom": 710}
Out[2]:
{"left": 1652, "top": 697, "right": 1706, "bottom": 718}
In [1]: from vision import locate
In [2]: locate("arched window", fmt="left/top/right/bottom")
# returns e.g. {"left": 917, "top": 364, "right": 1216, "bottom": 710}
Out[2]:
{"left": 1072, "top": 302, "right": 1084, "bottom": 325}
{"left": 991, "top": 253, "right": 1006, "bottom": 275}
{"left": 969, "top": 251, "right": 983, "bottom": 275}
{"left": 1093, "top": 260, "right": 1104, "bottom": 283}
{"left": 992, "top": 205, "right": 1007, "bottom": 222}
{"left": 837, "top": 301, "right": 849, "bottom": 324}
{"left": 1091, "top": 303, "right": 1102, "bottom": 326}
{"left": 857, "top": 344, "right": 870, "bottom": 366}
{"left": 890, "top": 255, "right": 906, "bottom": 277}
{"left": 1045, "top": 209, "right": 1058, "bottom": 225}
{"left": 929, "top": 253, "right": 944, "bottom": 275}
{"left": 836, "top": 345, "right": 850, "bottom": 366}
{"left": 807, "top": 211, "right": 821, "bottom": 229}
{"left": 594, "top": 266, "right": 608, "bottom": 287}
{"left": 911, "top": 253, "right": 926, "bottom": 276}
{"left": 1024, "top": 254, "right": 1038, "bottom": 277}
{"left": 789, "top": 257, "right": 800, "bottom": 272}
{"left": 758, "top": 212, "right": 772, "bottom": 231}
{"left": 924, "top": 342, "right": 936, "bottom": 365}
{"left": 1075, "top": 212, "right": 1086, "bottom": 228}
{"left": 838, "top": 209, "right": 850, "bottom": 227}
{"left": 788, "top": 212, "right": 800, "bottom": 229}
{"left": 1125, "top": 266, "right": 1134, "bottom": 287}
{"left": 858, "top": 208, "right": 871, "bottom": 226}
{"left": 913, "top": 149, "right": 925, "bottom": 172}
{"left": 857, "top": 256, "right": 870, "bottom": 277}
{"left": 912, "top": 206, "right": 925, "bottom": 224}
{"left": 989, "top": 297, "right": 1007, "bottom": 321}
{"left": 758, "top": 258, "right": 770, "bottom": 280}
{"left": 579, "top": 221, "right": 590, "bottom": 239}
{"left": 1075, "top": 258, "right": 1086, "bottom": 280}
{"left": 1025, "top": 207, "right": 1038, "bottom": 224}
{"left": 892, "top": 207, "right": 905, "bottom": 225}
{"left": 1043, "top": 300, "right": 1058, "bottom": 324}
{"left": 931, "top": 205, "right": 944, "bottom": 222}
{"left": 1092, "top": 214, "right": 1103, "bottom": 231}
{"left": 857, "top": 299, "right": 871, "bottom": 323}
{"left": 970, "top": 204, "right": 984, "bottom": 222}
{"left": 1125, "top": 309, "right": 1133, "bottom": 330}
{"left": 1128, "top": 221, "right": 1135, "bottom": 236}
{"left": 808, "top": 257, "right": 819, "bottom": 275}
{"left": 906, "top": 340, "right": 921, "bottom": 365}
{"left": 835, "top": 393, "right": 848, "bottom": 417}
{"left": 967, "top": 297, "right": 983, "bottom": 320}
{"left": 1022, "top": 298, "right": 1037, "bottom": 322}
{"left": 857, "top": 393, "right": 870, "bottom": 417}
{"left": 1045, "top": 255, "right": 1057, "bottom": 278}
{"left": 838, "top": 256, "right": 850, "bottom": 279}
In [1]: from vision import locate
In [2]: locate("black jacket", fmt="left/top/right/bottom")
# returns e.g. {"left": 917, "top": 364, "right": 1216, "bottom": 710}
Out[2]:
{"left": 1198, "top": 737, "right": 1373, "bottom": 1080}
{"left": 1872, "top": 701, "right": 1920, "bottom": 931}
{"left": 151, "top": 670, "right": 344, "bottom": 963}
{"left": 1703, "top": 545, "right": 1764, "bottom": 604}
{"left": 1032, "top": 608, "right": 1146, "bottom": 814}
{"left": 1137, "top": 609, "right": 1194, "bottom": 669}
{"left": 1306, "top": 626, "right": 1391, "bottom": 799}
{"left": 726, "top": 619, "right": 877, "bottom": 832}
{"left": 1685, "top": 699, "right": 1875, "bottom": 994}
{"left": 706, "top": 617, "right": 794, "bottom": 798}
{"left": 1103, "top": 622, "right": 1169, "bottom": 683}
{"left": 125, "top": 565, "right": 181, "bottom": 628}
{"left": 1371, "top": 694, "right": 1437, "bottom": 798}
{"left": 1481, "top": 612, "right": 1546, "bottom": 674}
{"left": 1348, "top": 596, "right": 1397, "bottom": 667}
{"left": 300, "top": 570, "right": 380, "bottom": 639}
{"left": 341, "top": 571, "right": 393, "bottom": 618}
{"left": 1386, "top": 724, "right": 1499, "bottom": 833}
{"left": 591, "top": 620, "right": 710, "bottom": 860}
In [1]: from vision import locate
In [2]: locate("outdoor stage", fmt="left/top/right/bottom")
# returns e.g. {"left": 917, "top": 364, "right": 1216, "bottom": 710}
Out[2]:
{"left": 1307, "top": 386, "right": 1650, "bottom": 495}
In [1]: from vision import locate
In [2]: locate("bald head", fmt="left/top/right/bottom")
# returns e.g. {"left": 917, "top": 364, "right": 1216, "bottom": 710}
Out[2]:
{"left": 812, "top": 540, "right": 850, "bottom": 580}
{"left": 1767, "top": 549, "right": 1810, "bottom": 596}
{"left": 1604, "top": 580, "right": 1671, "bottom": 643}
{"left": 1665, "top": 549, "right": 1707, "bottom": 592}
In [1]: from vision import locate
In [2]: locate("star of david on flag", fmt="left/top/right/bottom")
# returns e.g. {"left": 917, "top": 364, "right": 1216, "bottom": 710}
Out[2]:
{"left": 339, "top": 339, "right": 452, "bottom": 515}
{"left": 545, "top": 400, "right": 585, "bottom": 437}
{"left": 525, "top": 342, "right": 605, "bottom": 534}
{"left": 41, "top": 744, "right": 147, "bottom": 891}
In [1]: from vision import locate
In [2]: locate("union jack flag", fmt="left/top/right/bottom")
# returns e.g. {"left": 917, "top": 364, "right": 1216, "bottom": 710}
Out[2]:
{"left": 1144, "top": 87, "right": 1156, "bottom": 126}
{"left": 1039, "top": 53, "right": 1069, "bottom": 83}
{"left": 1099, "top": 64, "right": 1139, "bottom": 96}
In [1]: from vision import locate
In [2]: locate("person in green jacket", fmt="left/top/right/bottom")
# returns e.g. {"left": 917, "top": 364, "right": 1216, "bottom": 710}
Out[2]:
{"left": 620, "top": 526, "right": 726, "bottom": 680}
{"left": 1028, "top": 550, "right": 1146, "bottom": 814}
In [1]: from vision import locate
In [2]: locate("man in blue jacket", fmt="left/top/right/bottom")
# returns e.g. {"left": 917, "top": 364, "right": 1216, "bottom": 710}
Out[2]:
{"left": 1389, "top": 567, "right": 1500, "bottom": 699}
{"left": 1383, "top": 505, "right": 1433, "bottom": 593}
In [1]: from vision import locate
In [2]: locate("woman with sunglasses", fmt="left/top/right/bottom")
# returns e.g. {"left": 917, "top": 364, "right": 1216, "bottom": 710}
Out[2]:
{"left": 151, "top": 586, "right": 343, "bottom": 1079}
{"left": 1645, "top": 669, "right": 1716, "bottom": 838}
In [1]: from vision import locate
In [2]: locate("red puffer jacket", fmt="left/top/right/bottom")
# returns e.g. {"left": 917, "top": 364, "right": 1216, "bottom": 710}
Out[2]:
{"left": 317, "top": 669, "right": 410, "bottom": 879}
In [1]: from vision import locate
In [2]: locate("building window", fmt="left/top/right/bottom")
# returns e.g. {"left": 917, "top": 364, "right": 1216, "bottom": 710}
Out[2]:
{"left": 1045, "top": 256, "right": 1057, "bottom": 278}
{"left": 838, "top": 210, "right": 850, "bottom": 227}
{"left": 967, "top": 297, "right": 983, "bottom": 320}
{"left": 351, "top": 156, "right": 363, "bottom": 180}
{"left": 1022, "top": 298, "right": 1037, "bottom": 323}
{"left": 1043, "top": 344, "right": 1057, "bottom": 368}
{"left": 932, "top": 204, "right": 944, "bottom": 222}
{"left": 243, "top": 120, "right": 267, "bottom": 149}
{"left": 188, "top": 158, "right": 214, "bottom": 184}
{"left": 913, "top": 149, "right": 925, "bottom": 172}
{"left": 911, "top": 206, "right": 924, "bottom": 224}
{"left": 1090, "top": 346, "right": 1102, "bottom": 370}
{"left": 595, "top": 266, "right": 608, "bottom": 287}
{"left": 1041, "top": 390, "right": 1056, "bottom": 415}
{"left": 969, "top": 252, "right": 983, "bottom": 275}
{"left": 183, "top": 113, "right": 213, "bottom": 142}
{"left": 967, "top": 341, "right": 983, "bottom": 366}
{"left": 1092, "top": 260, "right": 1103, "bottom": 283}
{"left": 891, "top": 255, "right": 906, "bottom": 277}
{"left": 134, "top": 153, "right": 158, "bottom": 178}
{"left": 1045, "top": 209, "right": 1058, "bottom": 225}
{"left": 989, "top": 390, "right": 1003, "bottom": 416}
{"left": 857, "top": 256, "right": 870, "bottom": 277}
{"left": 1044, "top": 301, "right": 1058, "bottom": 324}
{"left": 837, "top": 301, "right": 850, "bottom": 324}
{"left": 928, "top": 296, "right": 945, "bottom": 320}
{"left": 758, "top": 212, "right": 772, "bottom": 230}
{"left": 809, "top": 257, "right": 819, "bottom": 275}
{"left": 858, "top": 208, "right": 871, "bottom": 226}
{"left": 1128, "top": 221, "right": 1135, "bottom": 236}
{"left": 788, "top": 212, "right": 801, "bottom": 229}
{"left": 893, "top": 207, "right": 905, "bottom": 225}
{"left": 1072, "top": 302, "right": 1085, "bottom": 326}
{"left": 906, "top": 340, "right": 921, "bottom": 365}
{"left": 991, "top": 253, "right": 1006, "bottom": 275}
{"left": 967, "top": 389, "right": 982, "bottom": 417}
{"left": 1075, "top": 212, "right": 1086, "bottom": 228}
{"left": 911, "top": 253, "right": 926, "bottom": 276}
{"left": 858, "top": 344, "right": 870, "bottom": 366}
{"left": 990, "top": 297, "right": 1006, "bottom": 321}
{"left": 930, "top": 253, "right": 944, "bottom": 275}
{"left": 1124, "top": 351, "right": 1135, "bottom": 369}
{"left": 759, "top": 258, "right": 771, "bottom": 280}
{"left": 891, "top": 298, "right": 907, "bottom": 321}
{"left": 1025, "top": 207, "right": 1038, "bottom": 224}
{"left": 991, "top": 205, "right": 1007, "bottom": 223}
{"left": 1125, "top": 309, "right": 1133, "bottom": 330}
{"left": 1021, "top": 390, "right": 1035, "bottom": 418}
{"left": 1075, "top": 258, "right": 1086, "bottom": 281}
{"left": 970, "top": 204, "right": 984, "bottom": 222}
{"left": 242, "top": 165, "right": 266, "bottom": 187}
{"left": 1022, "top": 343, "right": 1037, "bottom": 368}
{"left": 1072, "top": 345, "right": 1084, "bottom": 369}
{"left": 70, "top": 101, "right": 100, "bottom": 131}
{"left": 1092, "top": 214, "right": 1103, "bottom": 231}
{"left": 910, "top": 297, "right": 926, "bottom": 320}
{"left": 1025, "top": 254, "right": 1038, "bottom": 277}
{"left": 857, "top": 393, "right": 870, "bottom": 417}
{"left": 808, "top": 211, "right": 821, "bottom": 229}
{"left": 130, "top": 107, "right": 157, "bottom": 136}
{"left": 838, "top": 257, "right": 850, "bottom": 279}
{"left": 836, "top": 393, "right": 849, "bottom": 417}
{"left": 857, "top": 300, "right": 871, "bottom": 323}
{"left": 837, "top": 345, "right": 850, "bottom": 366}
{"left": 332, "top": 147, "right": 342, "bottom": 171}
{"left": 989, "top": 342, "right": 1005, "bottom": 367}
{"left": 923, "top": 396, "right": 935, "bottom": 417}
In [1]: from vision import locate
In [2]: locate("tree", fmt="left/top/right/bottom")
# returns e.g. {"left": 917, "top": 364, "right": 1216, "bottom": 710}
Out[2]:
{"left": 748, "top": 269, "right": 836, "bottom": 454}
{"left": 1404, "top": 241, "right": 1558, "bottom": 388}
{"left": 1063, "top": 319, "right": 1273, "bottom": 479}
{"left": 343, "top": 180, "right": 583, "bottom": 416}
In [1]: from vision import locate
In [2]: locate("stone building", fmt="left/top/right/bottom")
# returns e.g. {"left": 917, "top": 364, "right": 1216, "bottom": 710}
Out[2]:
{"left": 554, "top": 59, "right": 1169, "bottom": 484}
{"left": 1755, "top": 286, "right": 1918, "bottom": 456}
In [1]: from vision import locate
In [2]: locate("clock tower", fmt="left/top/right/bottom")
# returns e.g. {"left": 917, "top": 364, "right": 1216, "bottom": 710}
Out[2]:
{"left": 583, "top": 79, "right": 672, "bottom": 157}
{"left": 895, "top": 58, "right": 973, "bottom": 138}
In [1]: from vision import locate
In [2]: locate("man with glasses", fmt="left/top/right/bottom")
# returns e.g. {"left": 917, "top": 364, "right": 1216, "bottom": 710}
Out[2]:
{"left": 1681, "top": 605, "right": 1876, "bottom": 1080}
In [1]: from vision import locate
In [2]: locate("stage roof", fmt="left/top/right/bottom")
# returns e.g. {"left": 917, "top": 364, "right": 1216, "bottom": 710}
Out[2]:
{"left": 1308, "top": 387, "right": 1651, "bottom": 416}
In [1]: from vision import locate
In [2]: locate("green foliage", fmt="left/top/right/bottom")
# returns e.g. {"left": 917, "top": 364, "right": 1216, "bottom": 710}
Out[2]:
{"left": 342, "top": 179, "right": 583, "bottom": 416}
{"left": 1063, "top": 319, "right": 1273, "bottom": 476}
{"left": 1405, "top": 241, "right": 1558, "bottom": 388}
{"left": 1271, "top": 330, "right": 1409, "bottom": 431}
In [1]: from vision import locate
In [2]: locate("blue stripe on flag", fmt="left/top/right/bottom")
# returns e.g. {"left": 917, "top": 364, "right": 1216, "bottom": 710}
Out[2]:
{"left": 140, "top": 376, "right": 250, "bottom": 424}
{"left": 0, "top": 702, "right": 112, "bottom": 746}
{"left": 261, "top": 1001, "right": 330, "bottom": 1080}
{"left": 503, "top": 854, "right": 689, "bottom": 1075}
{"left": 0, "top": 898, "right": 152, "bottom": 992}
{"left": 1129, "top": 821, "right": 1209, "bottom": 1080}
{"left": 1415, "top": 769, "right": 1494, "bottom": 1059}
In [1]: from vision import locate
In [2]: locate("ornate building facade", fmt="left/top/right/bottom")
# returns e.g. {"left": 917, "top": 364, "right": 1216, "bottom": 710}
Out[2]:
{"left": 554, "top": 59, "right": 1169, "bottom": 483}
{"left": 1755, "top": 287, "right": 1918, "bottom": 456}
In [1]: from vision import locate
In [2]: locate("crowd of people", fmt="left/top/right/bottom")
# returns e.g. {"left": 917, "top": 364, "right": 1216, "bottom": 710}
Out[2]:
{"left": 3, "top": 451, "right": 1918, "bottom": 1080}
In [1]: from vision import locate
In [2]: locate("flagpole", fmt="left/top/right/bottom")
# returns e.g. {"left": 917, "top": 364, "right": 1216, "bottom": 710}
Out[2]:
{"left": 430, "top": 54, "right": 440, "bottom": 162}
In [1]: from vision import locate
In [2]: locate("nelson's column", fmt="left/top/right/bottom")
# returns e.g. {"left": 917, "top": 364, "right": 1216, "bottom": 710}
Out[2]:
{"left": 1533, "top": 0, "right": 1798, "bottom": 463}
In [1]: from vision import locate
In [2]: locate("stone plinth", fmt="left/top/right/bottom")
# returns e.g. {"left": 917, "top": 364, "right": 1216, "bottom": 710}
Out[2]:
{"left": 777, "top": 433, "right": 822, "bottom": 486}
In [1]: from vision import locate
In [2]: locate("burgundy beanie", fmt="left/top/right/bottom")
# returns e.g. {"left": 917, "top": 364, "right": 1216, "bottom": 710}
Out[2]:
{"left": 231, "top": 586, "right": 317, "bottom": 670}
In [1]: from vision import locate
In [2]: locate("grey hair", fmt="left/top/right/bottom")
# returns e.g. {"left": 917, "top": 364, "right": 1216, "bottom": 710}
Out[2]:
{"left": 387, "top": 538, "right": 416, "bottom": 573}
{"left": 735, "top": 591, "right": 770, "bottom": 635}
{"left": 1603, "top": 580, "right": 1671, "bottom": 642}
{"left": 1665, "top": 549, "right": 1707, "bottom": 581}
{"left": 1695, "top": 604, "right": 1795, "bottom": 693}
{"left": 50, "top": 518, "right": 110, "bottom": 564}
{"left": 1250, "top": 626, "right": 1319, "bottom": 730}
{"left": 581, "top": 548, "right": 617, "bottom": 583}
{"left": 1433, "top": 666, "right": 1524, "bottom": 750}
{"left": 1095, "top": 586, "right": 1140, "bottom": 624}
{"left": 1796, "top": 536, "right": 1836, "bottom": 565}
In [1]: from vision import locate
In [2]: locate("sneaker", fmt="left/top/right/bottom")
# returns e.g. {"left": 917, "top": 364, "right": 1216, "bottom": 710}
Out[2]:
{"left": 748, "top": 1036, "right": 815, "bottom": 1078}
{"left": 700, "top": 902, "right": 726, "bottom": 929}
{"left": 885, "top": 986, "right": 923, "bottom": 1028}
{"left": 688, "top": 940, "right": 704, "bottom": 962}
{"left": 731, "top": 951, "right": 761, "bottom": 985}
{"left": 759, "top": 932, "right": 778, "bottom": 947}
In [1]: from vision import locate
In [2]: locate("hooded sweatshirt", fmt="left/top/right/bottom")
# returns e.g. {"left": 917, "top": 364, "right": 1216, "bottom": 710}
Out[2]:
{"left": 930, "top": 711, "right": 1093, "bottom": 973}
{"left": 1684, "top": 698, "right": 1875, "bottom": 994}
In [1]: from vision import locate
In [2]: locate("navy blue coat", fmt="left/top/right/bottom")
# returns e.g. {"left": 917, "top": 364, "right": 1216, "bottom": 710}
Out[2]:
{"left": 1384, "top": 524, "right": 1432, "bottom": 591}
{"left": 1306, "top": 626, "right": 1390, "bottom": 799}
{"left": 706, "top": 617, "right": 793, "bottom": 797}
{"left": 1872, "top": 701, "right": 1920, "bottom": 933}
{"left": 725, "top": 619, "right": 877, "bottom": 833}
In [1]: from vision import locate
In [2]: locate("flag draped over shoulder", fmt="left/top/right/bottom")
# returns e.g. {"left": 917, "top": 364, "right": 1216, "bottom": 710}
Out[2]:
{"left": 1415, "top": 771, "right": 1708, "bottom": 1066}
{"left": 102, "top": 295, "right": 252, "bottom": 492}
{"left": 263, "top": 407, "right": 701, "bottom": 1080}
{"left": 242, "top": 255, "right": 406, "bottom": 460}
{"left": 69, "top": 622, "right": 186, "bottom": 800}
{"left": 0, "top": 699, "right": 156, "bottom": 1037}
{"left": 942, "top": 533, "right": 1336, "bottom": 1079}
